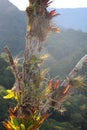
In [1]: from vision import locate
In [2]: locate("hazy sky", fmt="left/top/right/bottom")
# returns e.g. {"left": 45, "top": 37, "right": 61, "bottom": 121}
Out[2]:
{"left": 9, "top": 0, "right": 87, "bottom": 10}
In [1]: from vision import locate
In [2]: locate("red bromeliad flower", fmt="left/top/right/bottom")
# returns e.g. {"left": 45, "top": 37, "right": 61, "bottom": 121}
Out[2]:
{"left": 53, "top": 80, "right": 60, "bottom": 90}
{"left": 49, "top": 9, "right": 60, "bottom": 17}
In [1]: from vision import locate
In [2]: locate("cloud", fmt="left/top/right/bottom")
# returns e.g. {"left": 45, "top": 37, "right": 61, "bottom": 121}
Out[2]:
{"left": 9, "top": 0, "right": 87, "bottom": 11}
{"left": 51, "top": 0, "right": 87, "bottom": 8}
{"left": 9, "top": 0, "right": 28, "bottom": 10}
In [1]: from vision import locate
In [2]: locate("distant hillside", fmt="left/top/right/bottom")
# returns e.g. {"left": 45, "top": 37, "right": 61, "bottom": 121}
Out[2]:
{"left": 0, "top": 0, "right": 87, "bottom": 77}
{"left": 44, "top": 30, "right": 87, "bottom": 77}
{"left": 0, "top": 1, "right": 87, "bottom": 54}
{"left": 54, "top": 8, "right": 87, "bottom": 32}
{"left": 0, "top": 0, "right": 27, "bottom": 54}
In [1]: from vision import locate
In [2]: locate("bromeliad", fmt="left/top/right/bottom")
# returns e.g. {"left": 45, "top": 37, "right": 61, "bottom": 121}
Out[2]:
{"left": 3, "top": 0, "right": 87, "bottom": 130}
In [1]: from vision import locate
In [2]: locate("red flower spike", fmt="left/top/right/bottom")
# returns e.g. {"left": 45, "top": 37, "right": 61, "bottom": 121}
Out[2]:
{"left": 53, "top": 80, "right": 60, "bottom": 90}
{"left": 63, "top": 84, "right": 71, "bottom": 94}
{"left": 49, "top": 9, "right": 60, "bottom": 17}
{"left": 48, "top": 80, "right": 53, "bottom": 88}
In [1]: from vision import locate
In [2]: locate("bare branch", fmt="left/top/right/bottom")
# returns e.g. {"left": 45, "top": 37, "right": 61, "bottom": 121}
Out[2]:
{"left": 61, "top": 55, "right": 87, "bottom": 88}
{"left": 4, "top": 46, "right": 23, "bottom": 92}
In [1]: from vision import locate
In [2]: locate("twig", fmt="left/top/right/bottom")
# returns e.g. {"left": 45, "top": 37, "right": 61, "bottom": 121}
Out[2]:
{"left": 4, "top": 46, "right": 23, "bottom": 92}
{"left": 5, "top": 47, "right": 20, "bottom": 80}
{"left": 61, "top": 55, "right": 87, "bottom": 89}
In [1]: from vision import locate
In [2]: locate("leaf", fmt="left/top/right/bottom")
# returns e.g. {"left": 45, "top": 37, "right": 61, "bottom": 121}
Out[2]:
{"left": 3, "top": 90, "right": 15, "bottom": 99}
{"left": 7, "top": 121, "right": 16, "bottom": 130}
{"left": 63, "top": 84, "right": 71, "bottom": 94}
{"left": 20, "top": 124, "right": 25, "bottom": 130}
{"left": 40, "top": 54, "right": 49, "bottom": 60}
{"left": 10, "top": 116, "right": 19, "bottom": 127}
{"left": 3, "top": 121, "right": 12, "bottom": 130}
{"left": 3, "top": 89, "right": 18, "bottom": 100}
{"left": 27, "top": 25, "right": 31, "bottom": 31}
{"left": 53, "top": 80, "right": 60, "bottom": 90}
{"left": 27, "top": 124, "right": 34, "bottom": 130}
{"left": 70, "top": 75, "right": 86, "bottom": 88}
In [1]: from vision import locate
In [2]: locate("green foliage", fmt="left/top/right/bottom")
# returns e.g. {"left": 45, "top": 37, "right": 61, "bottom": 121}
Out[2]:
{"left": 44, "top": 30, "right": 87, "bottom": 77}
{"left": 0, "top": 86, "right": 13, "bottom": 130}
{"left": 40, "top": 119, "right": 78, "bottom": 130}
{"left": 0, "top": 55, "right": 15, "bottom": 89}
{"left": 45, "top": 94, "right": 87, "bottom": 130}
{"left": 0, "top": 0, "right": 26, "bottom": 55}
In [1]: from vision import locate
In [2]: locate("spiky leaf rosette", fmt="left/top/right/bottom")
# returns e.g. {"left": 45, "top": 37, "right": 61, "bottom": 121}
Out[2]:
{"left": 24, "top": 0, "right": 60, "bottom": 62}
{"left": 3, "top": 107, "right": 50, "bottom": 130}
{"left": 26, "top": 0, "right": 60, "bottom": 42}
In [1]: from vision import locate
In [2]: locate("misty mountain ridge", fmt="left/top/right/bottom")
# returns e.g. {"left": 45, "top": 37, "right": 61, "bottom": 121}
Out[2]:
{"left": 1, "top": 0, "right": 87, "bottom": 31}
{"left": 54, "top": 8, "right": 87, "bottom": 32}
{"left": 0, "top": 0, "right": 27, "bottom": 54}
{"left": 0, "top": 0, "right": 87, "bottom": 77}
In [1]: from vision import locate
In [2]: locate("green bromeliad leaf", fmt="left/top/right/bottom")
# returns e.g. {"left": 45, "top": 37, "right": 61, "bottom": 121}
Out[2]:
{"left": 10, "top": 116, "right": 19, "bottom": 127}
{"left": 20, "top": 124, "right": 25, "bottom": 130}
